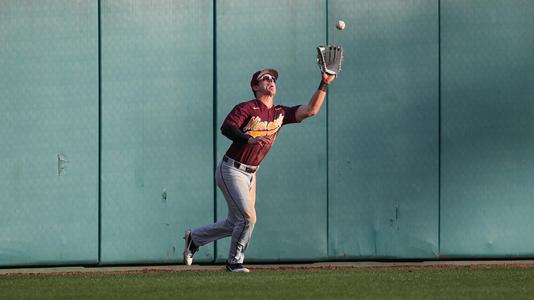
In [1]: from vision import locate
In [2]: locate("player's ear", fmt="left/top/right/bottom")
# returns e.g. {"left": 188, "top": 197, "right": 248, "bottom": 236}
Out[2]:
{"left": 252, "top": 84, "right": 260, "bottom": 93}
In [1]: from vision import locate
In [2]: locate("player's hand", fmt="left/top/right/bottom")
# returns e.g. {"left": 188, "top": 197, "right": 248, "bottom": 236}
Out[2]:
{"left": 322, "top": 73, "right": 336, "bottom": 85}
{"left": 248, "top": 136, "right": 271, "bottom": 147}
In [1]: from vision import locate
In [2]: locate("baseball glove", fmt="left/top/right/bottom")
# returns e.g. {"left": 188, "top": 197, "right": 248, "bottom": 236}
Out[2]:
{"left": 316, "top": 45, "right": 344, "bottom": 76}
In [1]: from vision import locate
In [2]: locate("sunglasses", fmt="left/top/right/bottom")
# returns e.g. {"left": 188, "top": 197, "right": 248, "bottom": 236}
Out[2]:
{"left": 257, "top": 74, "right": 277, "bottom": 83}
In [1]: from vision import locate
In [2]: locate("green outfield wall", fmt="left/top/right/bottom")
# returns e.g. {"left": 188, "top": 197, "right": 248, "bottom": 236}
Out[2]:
{"left": 1, "top": 0, "right": 533, "bottom": 267}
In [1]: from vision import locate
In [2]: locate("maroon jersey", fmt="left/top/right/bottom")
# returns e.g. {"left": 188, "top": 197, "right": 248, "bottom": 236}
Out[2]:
{"left": 222, "top": 99, "right": 300, "bottom": 166}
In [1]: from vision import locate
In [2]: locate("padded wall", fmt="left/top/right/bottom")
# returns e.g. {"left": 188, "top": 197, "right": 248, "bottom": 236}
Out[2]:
{"left": 440, "top": 0, "right": 534, "bottom": 257}
{"left": 99, "top": 0, "right": 214, "bottom": 263}
{"left": 215, "top": 0, "right": 328, "bottom": 262}
{"left": 0, "top": 1, "right": 99, "bottom": 266}
{"left": 327, "top": 0, "right": 440, "bottom": 259}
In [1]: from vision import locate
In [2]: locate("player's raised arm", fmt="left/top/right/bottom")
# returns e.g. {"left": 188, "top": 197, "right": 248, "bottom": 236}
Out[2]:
{"left": 295, "top": 73, "right": 336, "bottom": 122}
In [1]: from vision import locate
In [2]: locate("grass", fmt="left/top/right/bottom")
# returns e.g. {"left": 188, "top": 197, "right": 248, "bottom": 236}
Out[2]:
{"left": 1, "top": 267, "right": 534, "bottom": 299}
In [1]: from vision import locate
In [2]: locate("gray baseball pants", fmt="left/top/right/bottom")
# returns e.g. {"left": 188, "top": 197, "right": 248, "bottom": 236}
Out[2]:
{"left": 190, "top": 157, "right": 257, "bottom": 264}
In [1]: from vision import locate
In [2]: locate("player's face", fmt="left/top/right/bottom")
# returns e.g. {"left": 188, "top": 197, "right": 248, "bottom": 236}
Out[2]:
{"left": 255, "top": 74, "right": 277, "bottom": 97}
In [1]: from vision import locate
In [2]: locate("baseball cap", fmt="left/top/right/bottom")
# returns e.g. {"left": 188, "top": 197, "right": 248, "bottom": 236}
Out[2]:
{"left": 250, "top": 68, "right": 279, "bottom": 94}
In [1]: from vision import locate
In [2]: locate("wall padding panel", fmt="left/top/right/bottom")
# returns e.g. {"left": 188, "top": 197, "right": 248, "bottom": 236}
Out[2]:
{"left": 440, "top": 0, "right": 534, "bottom": 257}
{"left": 328, "top": 0, "right": 439, "bottom": 259}
{"left": 0, "top": 0, "right": 99, "bottom": 266}
{"left": 100, "top": 0, "right": 214, "bottom": 263}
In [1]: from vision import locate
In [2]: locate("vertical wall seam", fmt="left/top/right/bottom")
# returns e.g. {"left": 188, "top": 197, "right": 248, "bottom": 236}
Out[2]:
{"left": 325, "top": 0, "right": 330, "bottom": 259}
{"left": 212, "top": 0, "right": 218, "bottom": 263}
{"left": 97, "top": 0, "right": 102, "bottom": 264}
{"left": 437, "top": 0, "right": 442, "bottom": 257}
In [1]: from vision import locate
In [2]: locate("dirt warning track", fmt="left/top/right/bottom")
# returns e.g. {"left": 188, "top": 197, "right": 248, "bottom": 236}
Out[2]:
{"left": 3, "top": 261, "right": 534, "bottom": 276}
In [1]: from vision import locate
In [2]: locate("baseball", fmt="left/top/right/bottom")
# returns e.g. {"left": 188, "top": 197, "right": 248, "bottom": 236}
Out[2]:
{"left": 336, "top": 20, "right": 346, "bottom": 30}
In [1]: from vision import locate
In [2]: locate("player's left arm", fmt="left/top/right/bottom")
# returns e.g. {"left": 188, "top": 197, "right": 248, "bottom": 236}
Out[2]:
{"left": 295, "top": 73, "right": 336, "bottom": 122}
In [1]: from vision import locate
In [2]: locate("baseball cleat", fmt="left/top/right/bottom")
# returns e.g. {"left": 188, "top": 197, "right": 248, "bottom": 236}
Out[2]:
{"left": 183, "top": 230, "right": 198, "bottom": 266}
{"left": 225, "top": 263, "right": 250, "bottom": 273}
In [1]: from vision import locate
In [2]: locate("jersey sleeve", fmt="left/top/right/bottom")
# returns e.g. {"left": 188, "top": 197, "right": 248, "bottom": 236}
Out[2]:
{"left": 281, "top": 105, "right": 301, "bottom": 125}
{"left": 222, "top": 102, "right": 251, "bottom": 129}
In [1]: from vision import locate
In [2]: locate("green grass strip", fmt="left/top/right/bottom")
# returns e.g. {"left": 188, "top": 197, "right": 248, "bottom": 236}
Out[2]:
{"left": 2, "top": 268, "right": 534, "bottom": 300}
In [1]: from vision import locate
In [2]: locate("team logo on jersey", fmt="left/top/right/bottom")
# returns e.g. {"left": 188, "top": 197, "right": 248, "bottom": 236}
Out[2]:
{"left": 243, "top": 114, "right": 284, "bottom": 138}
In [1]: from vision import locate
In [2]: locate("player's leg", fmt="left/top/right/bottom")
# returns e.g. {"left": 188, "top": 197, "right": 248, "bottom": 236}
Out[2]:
{"left": 183, "top": 159, "right": 255, "bottom": 270}
{"left": 190, "top": 219, "right": 234, "bottom": 246}
{"left": 184, "top": 218, "right": 234, "bottom": 266}
{"left": 218, "top": 164, "right": 256, "bottom": 271}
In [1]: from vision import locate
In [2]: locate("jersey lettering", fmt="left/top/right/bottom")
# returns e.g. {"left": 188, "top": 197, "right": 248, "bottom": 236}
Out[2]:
{"left": 242, "top": 114, "right": 284, "bottom": 137}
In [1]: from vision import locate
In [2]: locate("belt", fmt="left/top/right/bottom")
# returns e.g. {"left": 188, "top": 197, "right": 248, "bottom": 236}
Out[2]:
{"left": 223, "top": 156, "right": 257, "bottom": 174}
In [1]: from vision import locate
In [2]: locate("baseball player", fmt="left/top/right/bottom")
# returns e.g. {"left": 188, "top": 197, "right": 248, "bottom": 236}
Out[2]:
{"left": 183, "top": 68, "right": 336, "bottom": 272}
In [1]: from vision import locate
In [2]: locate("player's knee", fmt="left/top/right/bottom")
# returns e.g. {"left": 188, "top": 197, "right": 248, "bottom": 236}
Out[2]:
{"left": 240, "top": 206, "right": 255, "bottom": 225}
{"left": 246, "top": 213, "right": 256, "bottom": 225}
{"left": 241, "top": 211, "right": 256, "bottom": 225}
